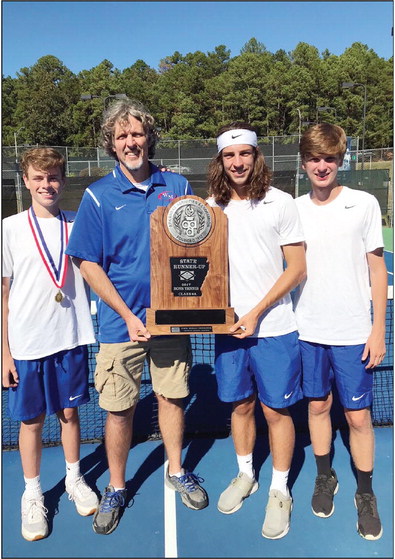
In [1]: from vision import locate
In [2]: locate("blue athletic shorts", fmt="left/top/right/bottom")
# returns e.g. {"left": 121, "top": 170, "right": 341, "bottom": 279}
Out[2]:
{"left": 8, "top": 346, "right": 90, "bottom": 421}
{"left": 299, "top": 341, "right": 373, "bottom": 409}
{"left": 214, "top": 332, "right": 303, "bottom": 408}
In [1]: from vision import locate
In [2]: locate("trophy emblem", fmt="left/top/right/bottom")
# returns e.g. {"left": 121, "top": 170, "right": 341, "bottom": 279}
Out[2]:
{"left": 166, "top": 198, "right": 212, "bottom": 245}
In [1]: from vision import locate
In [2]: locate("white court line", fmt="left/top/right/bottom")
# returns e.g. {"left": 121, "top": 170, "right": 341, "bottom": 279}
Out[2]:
{"left": 164, "top": 460, "right": 178, "bottom": 558}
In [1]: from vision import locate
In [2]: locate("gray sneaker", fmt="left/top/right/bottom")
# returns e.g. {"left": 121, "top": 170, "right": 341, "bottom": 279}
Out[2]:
{"left": 165, "top": 469, "right": 208, "bottom": 510}
{"left": 218, "top": 472, "right": 259, "bottom": 514}
{"left": 355, "top": 493, "right": 383, "bottom": 540}
{"left": 262, "top": 489, "right": 293, "bottom": 540}
{"left": 311, "top": 469, "right": 339, "bottom": 518}
{"left": 92, "top": 485, "right": 127, "bottom": 535}
{"left": 21, "top": 492, "right": 48, "bottom": 542}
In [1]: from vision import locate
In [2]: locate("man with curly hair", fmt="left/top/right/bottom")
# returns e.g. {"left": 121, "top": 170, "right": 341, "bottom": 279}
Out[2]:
{"left": 206, "top": 122, "right": 306, "bottom": 539}
{"left": 66, "top": 98, "right": 208, "bottom": 535}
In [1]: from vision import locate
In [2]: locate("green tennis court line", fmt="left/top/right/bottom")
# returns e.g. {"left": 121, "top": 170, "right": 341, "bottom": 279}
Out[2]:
{"left": 383, "top": 227, "right": 393, "bottom": 252}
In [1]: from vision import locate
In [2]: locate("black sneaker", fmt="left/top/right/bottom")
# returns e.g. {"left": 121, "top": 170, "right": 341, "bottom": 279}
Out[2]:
{"left": 165, "top": 469, "right": 208, "bottom": 510}
{"left": 355, "top": 493, "right": 383, "bottom": 540}
{"left": 311, "top": 468, "right": 339, "bottom": 518}
{"left": 92, "top": 485, "right": 127, "bottom": 535}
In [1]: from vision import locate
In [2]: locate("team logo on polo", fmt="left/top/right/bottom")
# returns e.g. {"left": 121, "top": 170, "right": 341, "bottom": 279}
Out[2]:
{"left": 158, "top": 190, "right": 176, "bottom": 200}
{"left": 167, "top": 199, "right": 211, "bottom": 244}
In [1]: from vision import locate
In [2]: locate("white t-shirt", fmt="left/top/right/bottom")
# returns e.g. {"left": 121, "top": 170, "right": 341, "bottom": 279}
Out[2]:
{"left": 294, "top": 186, "right": 384, "bottom": 345}
{"left": 2, "top": 210, "right": 96, "bottom": 360}
{"left": 207, "top": 187, "right": 304, "bottom": 337}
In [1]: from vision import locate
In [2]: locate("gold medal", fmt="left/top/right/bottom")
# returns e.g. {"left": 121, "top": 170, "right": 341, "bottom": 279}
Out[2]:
{"left": 55, "top": 290, "right": 64, "bottom": 303}
{"left": 28, "top": 208, "right": 69, "bottom": 304}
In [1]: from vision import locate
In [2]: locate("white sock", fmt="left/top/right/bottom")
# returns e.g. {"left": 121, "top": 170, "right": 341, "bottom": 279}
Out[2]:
{"left": 236, "top": 453, "right": 254, "bottom": 480}
{"left": 65, "top": 460, "right": 80, "bottom": 481}
{"left": 169, "top": 468, "right": 185, "bottom": 478}
{"left": 113, "top": 486, "right": 126, "bottom": 492}
{"left": 269, "top": 467, "right": 290, "bottom": 496}
{"left": 24, "top": 475, "right": 42, "bottom": 498}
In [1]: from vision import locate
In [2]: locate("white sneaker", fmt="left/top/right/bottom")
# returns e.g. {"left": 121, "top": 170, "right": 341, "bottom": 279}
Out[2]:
{"left": 66, "top": 475, "right": 99, "bottom": 516}
{"left": 218, "top": 472, "right": 259, "bottom": 514}
{"left": 21, "top": 492, "right": 48, "bottom": 541}
{"left": 262, "top": 489, "right": 293, "bottom": 539}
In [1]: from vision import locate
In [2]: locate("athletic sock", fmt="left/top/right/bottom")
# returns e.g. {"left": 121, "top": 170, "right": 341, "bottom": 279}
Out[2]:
{"left": 65, "top": 460, "right": 81, "bottom": 482}
{"left": 236, "top": 453, "right": 254, "bottom": 480}
{"left": 356, "top": 469, "right": 374, "bottom": 495}
{"left": 269, "top": 467, "right": 290, "bottom": 497}
{"left": 169, "top": 468, "right": 185, "bottom": 478}
{"left": 24, "top": 475, "right": 43, "bottom": 499}
{"left": 314, "top": 453, "right": 332, "bottom": 476}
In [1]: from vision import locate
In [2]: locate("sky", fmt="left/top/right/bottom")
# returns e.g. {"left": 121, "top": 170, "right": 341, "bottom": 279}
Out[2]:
{"left": 2, "top": 1, "right": 393, "bottom": 77}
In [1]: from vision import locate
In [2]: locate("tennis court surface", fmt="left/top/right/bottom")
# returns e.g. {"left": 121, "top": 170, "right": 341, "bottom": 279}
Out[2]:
{"left": 2, "top": 426, "right": 393, "bottom": 558}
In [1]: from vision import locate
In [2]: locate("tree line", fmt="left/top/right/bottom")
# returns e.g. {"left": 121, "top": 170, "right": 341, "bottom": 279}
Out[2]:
{"left": 2, "top": 38, "right": 393, "bottom": 149}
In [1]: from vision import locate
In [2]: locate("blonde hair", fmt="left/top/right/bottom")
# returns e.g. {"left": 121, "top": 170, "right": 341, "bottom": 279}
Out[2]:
{"left": 207, "top": 121, "right": 271, "bottom": 205}
{"left": 20, "top": 147, "right": 66, "bottom": 178}
{"left": 300, "top": 123, "right": 347, "bottom": 162}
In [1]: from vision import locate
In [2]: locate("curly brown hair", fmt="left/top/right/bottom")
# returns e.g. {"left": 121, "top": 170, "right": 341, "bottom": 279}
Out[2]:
{"left": 207, "top": 121, "right": 271, "bottom": 205}
{"left": 101, "top": 98, "right": 158, "bottom": 159}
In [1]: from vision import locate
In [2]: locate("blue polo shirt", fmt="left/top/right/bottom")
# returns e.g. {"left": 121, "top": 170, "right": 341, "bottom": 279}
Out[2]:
{"left": 66, "top": 163, "right": 193, "bottom": 343}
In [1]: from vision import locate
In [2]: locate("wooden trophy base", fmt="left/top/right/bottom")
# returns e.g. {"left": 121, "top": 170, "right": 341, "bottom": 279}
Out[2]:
{"left": 146, "top": 307, "right": 235, "bottom": 335}
{"left": 147, "top": 195, "right": 234, "bottom": 335}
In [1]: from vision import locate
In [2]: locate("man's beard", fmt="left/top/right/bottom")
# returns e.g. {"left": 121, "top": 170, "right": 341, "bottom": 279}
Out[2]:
{"left": 123, "top": 157, "right": 144, "bottom": 172}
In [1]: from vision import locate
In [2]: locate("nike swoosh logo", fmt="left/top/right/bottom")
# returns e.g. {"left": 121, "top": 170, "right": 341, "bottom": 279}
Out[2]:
{"left": 345, "top": 205, "right": 356, "bottom": 209}
{"left": 231, "top": 134, "right": 242, "bottom": 139}
{"left": 115, "top": 204, "right": 126, "bottom": 210}
{"left": 284, "top": 392, "right": 293, "bottom": 399}
{"left": 263, "top": 200, "right": 274, "bottom": 204}
{"left": 69, "top": 394, "right": 83, "bottom": 401}
{"left": 352, "top": 393, "right": 366, "bottom": 401}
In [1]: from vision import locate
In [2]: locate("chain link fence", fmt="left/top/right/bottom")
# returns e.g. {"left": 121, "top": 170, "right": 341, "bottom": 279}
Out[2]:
{"left": 2, "top": 137, "right": 393, "bottom": 223}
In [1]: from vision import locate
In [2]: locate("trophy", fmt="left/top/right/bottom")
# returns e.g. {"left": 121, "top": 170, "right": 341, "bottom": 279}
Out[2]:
{"left": 146, "top": 195, "right": 236, "bottom": 334}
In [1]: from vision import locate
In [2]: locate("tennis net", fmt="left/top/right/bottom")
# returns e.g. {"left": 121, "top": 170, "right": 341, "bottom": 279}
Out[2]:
{"left": 2, "top": 295, "right": 393, "bottom": 450}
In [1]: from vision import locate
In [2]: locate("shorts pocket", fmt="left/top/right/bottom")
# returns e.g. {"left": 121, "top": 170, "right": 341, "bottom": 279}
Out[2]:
{"left": 94, "top": 353, "right": 115, "bottom": 394}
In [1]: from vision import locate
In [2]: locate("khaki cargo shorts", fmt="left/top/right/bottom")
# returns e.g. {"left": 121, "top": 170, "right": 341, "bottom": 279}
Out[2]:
{"left": 94, "top": 336, "right": 192, "bottom": 412}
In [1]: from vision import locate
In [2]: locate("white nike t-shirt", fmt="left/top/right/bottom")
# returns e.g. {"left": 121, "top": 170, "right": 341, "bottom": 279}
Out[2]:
{"left": 207, "top": 187, "right": 304, "bottom": 337}
{"left": 3, "top": 210, "right": 95, "bottom": 359}
{"left": 294, "top": 187, "right": 384, "bottom": 345}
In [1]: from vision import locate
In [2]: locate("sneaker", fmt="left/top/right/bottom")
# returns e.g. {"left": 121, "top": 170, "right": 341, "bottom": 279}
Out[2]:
{"left": 165, "top": 469, "right": 208, "bottom": 510}
{"left": 92, "top": 485, "right": 127, "bottom": 535}
{"left": 262, "top": 489, "right": 293, "bottom": 540}
{"left": 218, "top": 472, "right": 259, "bottom": 514}
{"left": 21, "top": 492, "right": 48, "bottom": 541}
{"left": 311, "top": 468, "right": 339, "bottom": 518}
{"left": 66, "top": 475, "right": 99, "bottom": 516}
{"left": 355, "top": 493, "right": 383, "bottom": 540}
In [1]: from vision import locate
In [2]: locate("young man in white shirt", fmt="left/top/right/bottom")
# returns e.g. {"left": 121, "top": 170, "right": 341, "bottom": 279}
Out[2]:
{"left": 294, "top": 123, "right": 387, "bottom": 540}
{"left": 2, "top": 148, "right": 98, "bottom": 541}
{"left": 206, "top": 122, "right": 306, "bottom": 539}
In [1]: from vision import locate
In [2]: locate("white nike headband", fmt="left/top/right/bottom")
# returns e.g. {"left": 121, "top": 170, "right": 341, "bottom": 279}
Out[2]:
{"left": 217, "top": 129, "right": 258, "bottom": 152}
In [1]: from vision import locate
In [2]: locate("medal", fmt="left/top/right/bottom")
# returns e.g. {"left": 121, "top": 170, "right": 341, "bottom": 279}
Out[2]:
{"left": 55, "top": 290, "right": 64, "bottom": 303}
{"left": 28, "top": 208, "right": 69, "bottom": 302}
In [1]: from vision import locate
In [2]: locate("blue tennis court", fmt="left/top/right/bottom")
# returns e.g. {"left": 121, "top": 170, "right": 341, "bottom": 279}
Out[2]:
{"left": 2, "top": 426, "right": 393, "bottom": 558}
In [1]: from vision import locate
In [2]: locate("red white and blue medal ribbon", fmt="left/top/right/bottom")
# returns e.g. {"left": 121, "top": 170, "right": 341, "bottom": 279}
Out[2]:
{"left": 27, "top": 207, "right": 69, "bottom": 302}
